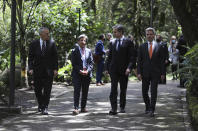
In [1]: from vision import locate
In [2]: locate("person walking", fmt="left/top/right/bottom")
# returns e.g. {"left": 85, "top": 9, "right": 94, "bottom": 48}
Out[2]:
{"left": 106, "top": 24, "right": 136, "bottom": 115}
{"left": 28, "top": 27, "right": 58, "bottom": 115}
{"left": 95, "top": 34, "right": 106, "bottom": 86}
{"left": 169, "top": 46, "right": 179, "bottom": 80}
{"left": 156, "top": 34, "right": 169, "bottom": 84}
{"left": 137, "top": 27, "right": 165, "bottom": 117}
{"left": 176, "top": 35, "right": 187, "bottom": 87}
{"left": 71, "top": 34, "right": 94, "bottom": 115}
{"left": 106, "top": 33, "right": 113, "bottom": 42}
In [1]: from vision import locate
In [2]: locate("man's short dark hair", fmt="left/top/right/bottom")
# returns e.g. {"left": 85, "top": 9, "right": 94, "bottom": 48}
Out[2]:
{"left": 113, "top": 24, "right": 125, "bottom": 34}
{"left": 39, "top": 27, "right": 49, "bottom": 35}
{"left": 98, "top": 34, "right": 105, "bottom": 40}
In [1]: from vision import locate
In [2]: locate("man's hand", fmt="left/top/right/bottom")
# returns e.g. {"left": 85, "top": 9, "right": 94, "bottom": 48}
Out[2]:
{"left": 83, "top": 70, "right": 88, "bottom": 76}
{"left": 125, "top": 68, "right": 131, "bottom": 76}
{"left": 104, "top": 70, "right": 109, "bottom": 75}
{"left": 161, "top": 75, "right": 165, "bottom": 81}
{"left": 80, "top": 70, "right": 84, "bottom": 75}
{"left": 133, "top": 68, "right": 138, "bottom": 77}
{"left": 165, "top": 60, "right": 169, "bottom": 64}
{"left": 54, "top": 70, "right": 58, "bottom": 77}
{"left": 80, "top": 70, "right": 88, "bottom": 76}
{"left": 29, "top": 70, "right": 33, "bottom": 75}
{"left": 137, "top": 74, "right": 142, "bottom": 81}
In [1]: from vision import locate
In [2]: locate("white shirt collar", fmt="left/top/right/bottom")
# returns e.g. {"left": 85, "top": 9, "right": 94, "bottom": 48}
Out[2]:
{"left": 117, "top": 36, "right": 124, "bottom": 41}
{"left": 147, "top": 41, "right": 156, "bottom": 50}
{"left": 40, "top": 38, "right": 46, "bottom": 49}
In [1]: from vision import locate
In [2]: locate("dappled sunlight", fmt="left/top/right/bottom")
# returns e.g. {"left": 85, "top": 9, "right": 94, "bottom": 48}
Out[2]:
{"left": 107, "top": 126, "right": 125, "bottom": 130}
{"left": 95, "top": 102, "right": 109, "bottom": 106}
{"left": 156, "top": 103, "right": 166, "bottom": 107}
{"left": 66, "top": 127, "right": 108, "bottom": 130}
{"left": 154, "top": 123, "right": 169, "bottom": 128}
{"left": 59, "top": 101, "right": 73, "bottom": 104}
{"left": 66, "top": 119, "right": 92, "bottom": 123}
{"left": 138, "top": 102, "right": 145, "bottom": 105}
{"left": 0, "top": 80, "right": 189, "bottom": 130}
{"left": 156, "top": 117, "right": 166, "bottom": 120}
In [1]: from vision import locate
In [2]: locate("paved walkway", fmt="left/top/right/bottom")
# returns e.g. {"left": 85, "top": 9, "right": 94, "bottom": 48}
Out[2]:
{"left": 0, "top": 80, "right": 193, "bottom": 131}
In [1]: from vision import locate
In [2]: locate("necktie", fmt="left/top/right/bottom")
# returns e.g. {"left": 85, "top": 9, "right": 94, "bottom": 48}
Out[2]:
{"left": 41, "top": 41, "right": 46, "bottom": 56}
{"left": 149, "top": 42, "right": 152, "bottom": 58}
{"left": 117, "top": 39, "right": 121, "bottom": 51}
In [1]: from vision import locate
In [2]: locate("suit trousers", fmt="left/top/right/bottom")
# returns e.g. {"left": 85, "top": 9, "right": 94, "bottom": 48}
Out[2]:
{"left": 110, "top": 72, "right": 128, "bottom": 111}
{"left": 73, "top": 76, "right": 90, "bottom": 110}
{"left": 34, "top": 76, "right": 53, "bottom": 109}
{"left": 96, "top": 60, "right": 104, "bottom": 83}
{"left": 142, "top": 76, "right": 159, "bottom": 111}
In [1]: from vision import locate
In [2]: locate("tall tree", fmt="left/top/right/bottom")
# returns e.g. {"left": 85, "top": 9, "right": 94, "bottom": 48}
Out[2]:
{"left": 170, "top": 0, "right": 198, "bottom": 46}
{"left": 3, "top": 0, "right": 43, "bottom": 87}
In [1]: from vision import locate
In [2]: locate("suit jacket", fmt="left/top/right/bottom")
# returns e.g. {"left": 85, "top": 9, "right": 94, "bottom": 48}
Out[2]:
{"left": 160, "top": 42, "right": 169, "bottom": 65}
{"left": 71, "top": 46, "right": 94, "bottom": 79}
{"left": 93, "top": 40, "right": 105, "bottom": 63}
{"left": 106, "top": 37, "right": 136, "bottom": 75}
{"left": 137, "top": 41, "right": 165, "bottom": 78}
{"left": 28, "top": 39, "right": 58, "bottom": 78}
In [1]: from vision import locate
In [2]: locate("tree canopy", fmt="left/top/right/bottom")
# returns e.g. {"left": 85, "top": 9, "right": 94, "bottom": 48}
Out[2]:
{"left": 0, "top": 0, "right": 197, "bottom": 83}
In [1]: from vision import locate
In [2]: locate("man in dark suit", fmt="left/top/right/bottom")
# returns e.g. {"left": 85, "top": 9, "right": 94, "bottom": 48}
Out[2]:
{"left": 106, "top": 25, "right": 136, "bottom": 115}
{"left": 156, "top": 34, "right": 169, "bottom": 84}
{"left": 95, "top": 34, "right": 106, "bottom": 86}
{"left": 71, "top": 34, "right": 94, "bottom": 115}
{"left": 177, "top": 35, "right": 187, "bottom": 87}
{"left": 137, "top": 27, "right": 165, "bottom": 117}
{"left": 28, "top": 27, "right": 58, "bottom": 115}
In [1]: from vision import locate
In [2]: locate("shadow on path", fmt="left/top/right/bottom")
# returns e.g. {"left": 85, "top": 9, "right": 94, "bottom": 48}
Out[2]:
{"left": 0, "top": 81, "right": 193, "bottom": 131}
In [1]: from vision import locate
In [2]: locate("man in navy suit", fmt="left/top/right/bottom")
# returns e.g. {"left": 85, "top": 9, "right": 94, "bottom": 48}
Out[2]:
{"left": 106, "top": 25, "right": 136, "bottom": 115}
{"left": 28, "top": 27, "right": 58, "bottom": 115}
{"left": 137, "top": 27, "right": 165, "bottom": 117}
{"left": 71, "top": 34, "right": 94, "bottom": 115}
{"left": 95, "top": 34, "right": 106, "bottom": 86}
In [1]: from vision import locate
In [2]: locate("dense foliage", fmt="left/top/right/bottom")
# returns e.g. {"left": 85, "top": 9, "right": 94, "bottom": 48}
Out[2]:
{"left": 0, "top": 1, "right": 198, "bottom": 128}
{"left": 170, "top": 0, "right": 198, "bottom": 46}
{"left": 183, "top": 43, "right": 198, "bottom": 95}
{"left": 0, "top": 0, "right": 196, "bottom": 85}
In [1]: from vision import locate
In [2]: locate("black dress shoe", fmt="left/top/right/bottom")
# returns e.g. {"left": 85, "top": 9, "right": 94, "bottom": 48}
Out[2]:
{"left": 149, "top": 111, "right": 154, "bottom": 117}
{"left": 38, "top": 108, "right": 42, "bottom": 112}
{"left": 119, "top": 108, "right": 125, "bottom": 113}
{"left": 73, "top": 109, "right": 79, "bottom": 115}
{"left": 109, "top": 110, "right": 117, "bottom": 115}
{"left": 42, "top": 108, "right": 48, "bottom": 115}
{"left": 81, "top": 108, "right": 88, "bottom": 113}
{"left": 145, "top": 110, "right": 150, "bottom": 114}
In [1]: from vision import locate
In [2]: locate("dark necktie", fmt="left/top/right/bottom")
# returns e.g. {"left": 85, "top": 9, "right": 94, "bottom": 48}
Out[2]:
{"left": 117, "top": 39, "right": 121, "bottom": 51}
{"left": 41, "top": 41, "right": 46, "bottom": 56}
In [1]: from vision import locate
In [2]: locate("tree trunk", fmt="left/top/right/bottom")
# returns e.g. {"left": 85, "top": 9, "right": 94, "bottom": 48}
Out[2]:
{"left": 170, "top": 0, "right": 198, "bottom": 47}
{"left": 17, "top": 0, "right": 28, "bottom": 88}
{"left": 20, "top": 38, "right": 28, "bottom": 88}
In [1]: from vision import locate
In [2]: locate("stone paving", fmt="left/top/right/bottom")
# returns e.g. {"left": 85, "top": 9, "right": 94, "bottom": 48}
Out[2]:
{"left": 0, "top": 80, "right": 193, "bottom": 131}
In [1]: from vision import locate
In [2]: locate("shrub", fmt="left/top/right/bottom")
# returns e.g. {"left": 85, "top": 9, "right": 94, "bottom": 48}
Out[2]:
{"left": 180, "top": 43, "right": 198, "bottom": 96}
{"left": 0, "top": 64, "right": 21, "bottom": 89}
{"left": 180, "top": 43, "right": 198, "bottom": 130}
{"left": 57, "top": 60, "right": 72, "bottom": 84}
